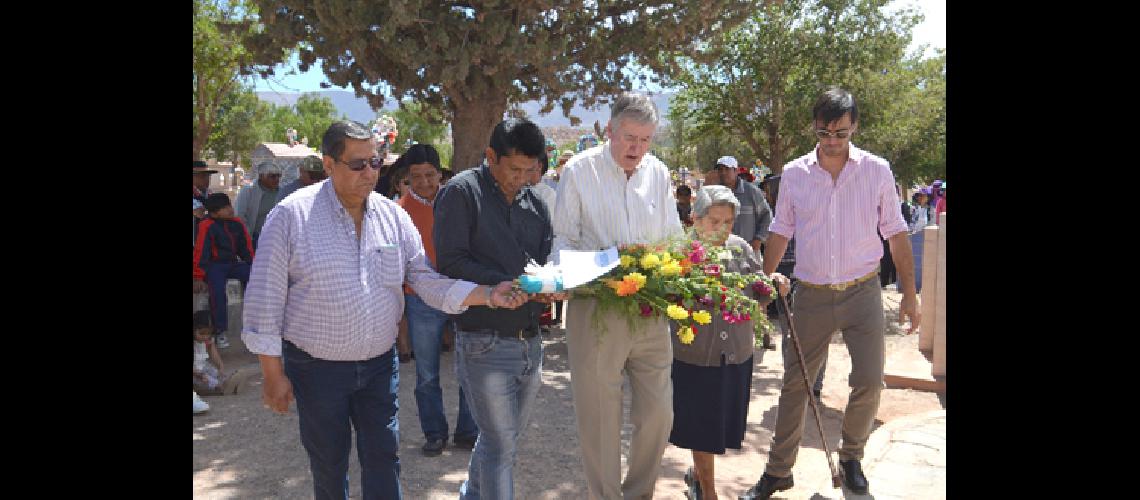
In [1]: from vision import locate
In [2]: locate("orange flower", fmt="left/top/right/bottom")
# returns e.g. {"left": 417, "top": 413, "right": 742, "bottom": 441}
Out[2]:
{"left": 607, "top": 278, "right": 640, "bottom": 297}
{"left": 678, "top": 257, "right": 692, "bottom": 275}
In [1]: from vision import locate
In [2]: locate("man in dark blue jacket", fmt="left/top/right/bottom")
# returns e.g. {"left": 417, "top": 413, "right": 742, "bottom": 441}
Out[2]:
{"left": 193, "top": 193, "right": 255, "bottom": 347}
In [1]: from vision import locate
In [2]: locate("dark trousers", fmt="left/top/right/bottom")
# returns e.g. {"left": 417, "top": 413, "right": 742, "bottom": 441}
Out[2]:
{"left": 879, "top": 239, "right": 897, "bottom": 287}
{"left": 283, "top": 341, "right": 402, "bottom": 500}
{"left": 205, "top": 261, "right": 250, "bottom": 334}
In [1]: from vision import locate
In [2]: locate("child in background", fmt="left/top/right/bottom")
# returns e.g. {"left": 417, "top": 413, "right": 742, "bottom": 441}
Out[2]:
{"left": 193, "top": 310, "right": 232, "bottom": 395}
{"left": 193, "top": 192, "right": 255, "bottom": 349}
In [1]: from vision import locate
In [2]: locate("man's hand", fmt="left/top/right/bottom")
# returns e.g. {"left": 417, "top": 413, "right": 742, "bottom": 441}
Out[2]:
{"left": 899, "top": 294, "right": 921, "bottom": 334}
{"left": 261, "top": 366, "right": 294, "bottom": 414}
{"left": 491, "top": 281, "right": 528, "bottom": 309}
{"left": 769, "top": 272, "right": 792, "bottom": 296}
{"left": 193, "top": 280, "right": 208, "bottom": 293}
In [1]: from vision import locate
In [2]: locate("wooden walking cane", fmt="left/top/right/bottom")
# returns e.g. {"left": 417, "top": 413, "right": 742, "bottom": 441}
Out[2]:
{"left": 777, "top": 290, "right": 844, "bottom": 489}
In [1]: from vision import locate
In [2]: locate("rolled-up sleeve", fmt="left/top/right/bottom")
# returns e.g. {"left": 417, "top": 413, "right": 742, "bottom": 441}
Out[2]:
{"left": 397, "top": 206, "right": 476, "bottom": 314}
{"left": 240, "top": 204, "right": 292, "bottom": 357}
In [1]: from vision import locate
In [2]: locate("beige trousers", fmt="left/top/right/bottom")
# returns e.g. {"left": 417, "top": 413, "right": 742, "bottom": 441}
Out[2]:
{"left": 566, "top": 297, "right": 674, "bottom": 500}
{"left": 765, "top": 277, "right": 885, "bottom": 477}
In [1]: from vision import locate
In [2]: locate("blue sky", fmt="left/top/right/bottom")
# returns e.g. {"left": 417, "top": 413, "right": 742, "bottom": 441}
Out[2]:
{"left": 252, "top": 0, "right": 945, "bottom": 94}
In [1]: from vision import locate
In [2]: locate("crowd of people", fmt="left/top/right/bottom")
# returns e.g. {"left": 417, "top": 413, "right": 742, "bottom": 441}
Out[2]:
{"left": 192, "top": 86, "right": 933, "bottom": 499}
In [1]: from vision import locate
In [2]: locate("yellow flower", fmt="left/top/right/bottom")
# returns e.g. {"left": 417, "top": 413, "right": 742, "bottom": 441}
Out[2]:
{"left": 640, "top": 254, "right": 661, "bottom": 270}
{"left": 659, "top": 261, "right": 682, "bottom": 277}
{"left": 692, "top": 310, "right": 712, "bottom": 325}
{"left": 620, "top": 254, "right": 635, "bottom": 268}
{"left": 625, "top": 272, "right": 647, "bottom": 289}
{"left": 678, "top": 326, "right": 695, "bottom": 344}
{"left": 667, "top": 304, "right": 689, "bottom": 320}
{"left": 660, "top": 252, "right": 674, "bottom": 264}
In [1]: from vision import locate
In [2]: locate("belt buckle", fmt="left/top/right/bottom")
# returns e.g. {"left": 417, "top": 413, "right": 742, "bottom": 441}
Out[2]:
{"left": 831, "top": 282, "right": 849, "bottom": 292}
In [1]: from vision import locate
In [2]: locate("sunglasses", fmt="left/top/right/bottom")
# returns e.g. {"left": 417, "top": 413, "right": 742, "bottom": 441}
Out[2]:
{"left": 336, "top": 156, "right": 384, "bottom": 171}
{"left": 814, "top": 128, "right": 853, "bottom": 139}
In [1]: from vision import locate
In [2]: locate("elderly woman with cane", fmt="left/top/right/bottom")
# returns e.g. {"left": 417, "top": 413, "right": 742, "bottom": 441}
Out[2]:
{"left": 670, "top": 185, "right": 771, "bottom": 500}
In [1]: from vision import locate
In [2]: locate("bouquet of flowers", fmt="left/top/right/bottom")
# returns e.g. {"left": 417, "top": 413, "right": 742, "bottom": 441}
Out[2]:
{"left": 568, "top": 238, "right": 778, "bottom": 345}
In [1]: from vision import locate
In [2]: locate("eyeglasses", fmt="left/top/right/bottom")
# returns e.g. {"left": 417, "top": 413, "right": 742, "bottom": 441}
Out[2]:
{"left": 336, "top": 156, "right": 384, "bottom": 171}
{"left": 814, "top": 128, "right": 853, "bottom": 139}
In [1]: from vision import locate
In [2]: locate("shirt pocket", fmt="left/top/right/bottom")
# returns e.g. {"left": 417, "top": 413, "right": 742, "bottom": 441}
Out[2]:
{"left": 372, "top": 245, "right": 405, "bottom": 287}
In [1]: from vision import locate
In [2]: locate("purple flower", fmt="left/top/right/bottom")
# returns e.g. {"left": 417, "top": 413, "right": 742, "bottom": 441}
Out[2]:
{"left": 697, "top": 295, "right": 714, "bottom": 306}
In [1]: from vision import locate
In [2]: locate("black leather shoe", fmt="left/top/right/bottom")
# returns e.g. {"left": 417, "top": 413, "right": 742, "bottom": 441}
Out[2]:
{"left": 452, "top": 434, "right": 477, "bottom": 450}
{"left": 422, "top": 438, "right": 446, "bottom": 456}
{"left": 839, "top": 460, "right": 869, "bottom": 494}
{"left": 738, "top": 473, "right": 793, "bottom": 500}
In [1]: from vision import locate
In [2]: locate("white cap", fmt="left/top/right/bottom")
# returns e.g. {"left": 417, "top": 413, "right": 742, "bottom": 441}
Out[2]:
{"left": 716, "top": 156, "right": 738, "bottom": 168}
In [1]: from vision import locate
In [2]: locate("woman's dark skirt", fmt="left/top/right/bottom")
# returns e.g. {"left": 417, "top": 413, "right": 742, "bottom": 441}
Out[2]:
{"left": 668, "top": 355, "right": 753, "bottom": 454}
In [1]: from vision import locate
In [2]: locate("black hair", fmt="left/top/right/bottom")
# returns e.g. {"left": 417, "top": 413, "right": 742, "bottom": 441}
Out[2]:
{"left": 388, "top": 165, "right": 410, "bottom": 198}
{"left": 676, "top": 185, "right": 692, "bottom": 197}
{"left": 398, "top": 143, "right": 442, "bottom": 171}
{"left": 321, "top": 120, "right": 372, "bottom": 160}
{"left": 537, "top": 151, "right": 551, "bottom": 174}
{"left": 194, "top": 310, "right": 212, "bottom": 338}
{"left": 812, "top": 87, "right": 858, "bottom": 126}
{"left": 489, "top": 118, "right": 545, "bottom": 160}
{"left": 767, "top": 174, "right": 783, "bottom": 203}
{"left": 205, "top": 192, "right": 232, "bottom": 213}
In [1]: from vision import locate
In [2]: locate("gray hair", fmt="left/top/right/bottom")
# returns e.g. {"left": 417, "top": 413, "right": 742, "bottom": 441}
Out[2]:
{"left": 610, "top": 92, "right": 659, "bottom": 132}
{"left": 692, "top": 185, "right": 740, "bottom": 219}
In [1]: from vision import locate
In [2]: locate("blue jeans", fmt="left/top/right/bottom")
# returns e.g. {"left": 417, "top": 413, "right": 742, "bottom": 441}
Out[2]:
{"left": 283, "top": 341, "right": 402, "bottom": 500}
{"left": 405, "top": 293, "right": 478, "bottom": 441}
{"left": 205, "top": 261, "right": 250, "bottom": 333}
{"left": 455, "top": 329, "right": 544, "bottom": 500}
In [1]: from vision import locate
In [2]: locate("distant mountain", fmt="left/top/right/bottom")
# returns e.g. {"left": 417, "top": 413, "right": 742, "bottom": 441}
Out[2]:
{"left": 256, "top": 90, "right": 675, "bottom": 128}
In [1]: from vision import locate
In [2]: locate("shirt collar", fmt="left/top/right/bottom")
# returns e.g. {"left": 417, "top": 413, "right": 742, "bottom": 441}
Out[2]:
{"left": 319, "top": 179, "right": 381, "bottom": 216}
{"left": 807, "top": 143, "right": 865, "bottom": 167}
{"left": 408, "top": 186, "right": 439, "bottom": 206}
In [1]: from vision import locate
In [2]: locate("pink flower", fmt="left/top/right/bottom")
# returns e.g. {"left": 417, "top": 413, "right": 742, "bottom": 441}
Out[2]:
{"left": 704, "top": 265, "right": 721, "bottom": 277}
{"left": 639, "top": 302, "right": 653, "bottom": 317}
{"left": 722, "top": 311, "right": 733, "bottom": 322}
{"left": 688, "top": 242, "right": 706, "bottom": 264}
{"left": 742, "top": 313, "right": 751, "bottom": 321}
{"left": 752, "top": 280, "right": 773, "bottom": 297}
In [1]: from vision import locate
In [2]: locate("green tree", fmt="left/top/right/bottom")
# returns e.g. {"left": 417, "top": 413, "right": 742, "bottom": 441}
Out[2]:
{"left": 245, "top": 0, "right": 759, "bottom": 171}
{"left": 255, "top": 93, "right": 343, "bottom": 151}
{"left": 193, "top": 0, "right": 287, "bottom": 161}
{"left": 669, "top": 0, "right": 926, "bottom": 174}
{"left": 206, "top": 84, "right": 272, "bottom": 168}
{"left": 387, "top": 100, "right": 450, "bottom": 153}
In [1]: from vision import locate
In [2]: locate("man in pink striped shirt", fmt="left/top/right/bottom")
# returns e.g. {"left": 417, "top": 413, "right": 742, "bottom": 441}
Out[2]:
{"left": 741, "top": 88, "right": 921, "bottom": 499}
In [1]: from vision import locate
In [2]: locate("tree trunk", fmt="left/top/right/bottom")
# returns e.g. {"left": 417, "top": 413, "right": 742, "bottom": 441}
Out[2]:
{"left": 448, "top": 92, "right": 508, "bottom": 172}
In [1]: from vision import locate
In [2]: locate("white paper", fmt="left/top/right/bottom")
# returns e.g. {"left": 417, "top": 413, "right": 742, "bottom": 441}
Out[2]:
{"left": 559, "top": 247, "right": 620, "bottom": 289}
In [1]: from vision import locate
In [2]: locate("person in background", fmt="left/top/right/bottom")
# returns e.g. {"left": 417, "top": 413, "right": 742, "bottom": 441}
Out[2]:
{"left": 395, "top": 143, "right": 480, "bottom": 456}
{"left": 276, "top": 155, "right": 328, "bottom": 203}
{"left": 234, "top": 160, "right": 283, "bottom": 246}
{"left": 910, "top": 189, "right": 931, "bottom": 232}
{"left": 709, "top": 155, "right": 773, "bottom": 261}
{"left": 676, "top": 184, "right": 694, "bottom": 226}
{"left": 193, "top": 192, "right": 255, "bottom": 350}
{"left": 934, "top": 182, "right": 946, "bottom": 224}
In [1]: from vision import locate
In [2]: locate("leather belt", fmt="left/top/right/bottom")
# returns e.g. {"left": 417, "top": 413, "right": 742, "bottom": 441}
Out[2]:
{"left": 798, "top": 269, "right": 878, "bottom": 292}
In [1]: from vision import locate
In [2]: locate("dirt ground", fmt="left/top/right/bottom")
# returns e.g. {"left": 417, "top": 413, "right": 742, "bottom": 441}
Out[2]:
{"left": 193, "top": 288, "right": 944, "bottom": 499}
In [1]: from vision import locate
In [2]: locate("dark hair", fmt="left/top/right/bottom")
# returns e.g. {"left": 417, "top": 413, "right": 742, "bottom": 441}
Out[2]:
{"left": 321, "top": 120, "right": 372, "bottom": 160}
{"left": 537, "top": 151, "right": 551, "bottom": 174}
{"left": 193, "top": 310, "right": 212, "bottom": 335}
{"left": 388, "top": 166, "right": 410, "bottom": 198}
{"left": 767, "top": 174, "right": 782, "bottom": 203}
{"left": 676, "top": 185, "right": 692, "bottom": 197}
{"left": 398, "top": 144, "right": 442, "bottom": 171}
{"left": 812, "top": 87, "right": 858, "bottom": 126}
{"left": 489, "top": 118, "right": 545, "bottom": 159}
{"left": 205, "top": 192, "right": 232, "bottom": 213}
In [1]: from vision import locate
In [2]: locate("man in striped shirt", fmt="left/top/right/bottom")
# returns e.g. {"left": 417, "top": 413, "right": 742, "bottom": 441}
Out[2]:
{"left": 741, "top": 88, "right": 921, "bottom": 499}
{"left": 552, "top": 92, "right": 685, "bottom": 499}
{"left": 241, "top": 120, "right": 527, "bottom": 500}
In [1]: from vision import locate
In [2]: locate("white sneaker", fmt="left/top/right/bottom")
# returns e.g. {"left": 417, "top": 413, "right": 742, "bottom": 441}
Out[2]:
{"left": 193, "top": 391, "right": 210, "bottom": 414}
{"left": 215, "top": 334, "right": 230, "bottom": 349}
